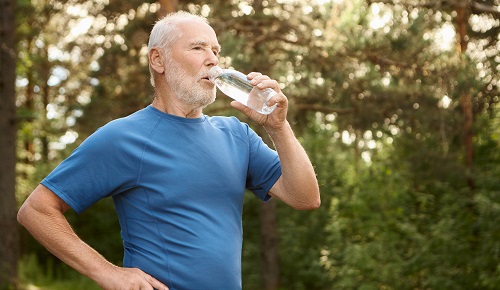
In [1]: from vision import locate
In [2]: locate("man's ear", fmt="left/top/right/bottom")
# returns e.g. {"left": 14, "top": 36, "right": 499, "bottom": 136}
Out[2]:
{"left": 149, "top": 48, "right": 165, "bottom": 74}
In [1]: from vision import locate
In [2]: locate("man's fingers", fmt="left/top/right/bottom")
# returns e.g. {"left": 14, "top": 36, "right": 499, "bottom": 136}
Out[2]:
{"left": 249, "top": 76, "right": 281, "bottom": 93}
{"left": 230, "top": 101, "right": 251, "bottom": 114}
{"left": 143, "top": 272, "right": 169, "bottom": 290}
{"left": 230, "top": 101, "right": 268, "bottom": 123}
{"left": 149, "top": 277, "right": 169, "bottom": 290}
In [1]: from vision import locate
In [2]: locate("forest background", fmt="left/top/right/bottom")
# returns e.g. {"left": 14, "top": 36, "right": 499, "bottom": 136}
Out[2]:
{"left": 0, "top": 0, "right": 499, "bottom": 289}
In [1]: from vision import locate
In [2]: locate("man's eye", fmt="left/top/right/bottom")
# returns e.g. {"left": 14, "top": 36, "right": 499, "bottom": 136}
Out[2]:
{"left": 194, "top": 46, "right": 203, "bottom": 50}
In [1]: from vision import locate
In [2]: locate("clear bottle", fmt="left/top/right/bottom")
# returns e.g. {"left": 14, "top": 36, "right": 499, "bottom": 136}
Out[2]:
{"left": 208, "top": 66, "right": 277, "bottom": 114}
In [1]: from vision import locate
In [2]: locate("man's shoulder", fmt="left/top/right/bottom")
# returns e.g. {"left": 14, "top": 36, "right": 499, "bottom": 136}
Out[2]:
{"left": 86, "top": 107, "right": 156, "bottom": 144}
{"left": 107, "top": 107, "right": 154, "bottom": 126}
{"left": 100, "top": 107, "right": 154, "bottom": 129}
{"left": 207, "top": 115, "right": 247, "bottom": 129}
{"left": 204, "top": 115, "right": 267, "bottom": 148}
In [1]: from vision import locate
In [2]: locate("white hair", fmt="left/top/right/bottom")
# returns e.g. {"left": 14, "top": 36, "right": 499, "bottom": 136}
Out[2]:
{"left": 148, "top": 11, "right": 210, "bottom": 87}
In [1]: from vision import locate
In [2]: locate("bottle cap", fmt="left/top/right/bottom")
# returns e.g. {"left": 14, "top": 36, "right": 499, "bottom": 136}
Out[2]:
{"left": 208, "top": 66, "right": 224, "bottom": 82}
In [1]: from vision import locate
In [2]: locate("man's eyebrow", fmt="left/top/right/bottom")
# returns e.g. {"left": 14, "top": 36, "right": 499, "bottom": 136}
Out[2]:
{"left": 192, "top": 40, "right": 221, "bottom": 52}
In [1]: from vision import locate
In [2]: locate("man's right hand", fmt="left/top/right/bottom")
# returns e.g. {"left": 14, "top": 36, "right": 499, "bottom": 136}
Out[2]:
{"left": 96, "top": 266, "right": 169, "bottom": 290}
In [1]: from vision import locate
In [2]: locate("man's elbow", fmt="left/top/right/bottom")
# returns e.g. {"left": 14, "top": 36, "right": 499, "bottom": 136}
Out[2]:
{"left": 17, "top": 200, "right": 37, "bottom": 229}
{"left": 17, "top": 201, "right": 35, "bottom": 228}
{"left": 312, "top": 196, "right": 321, "bottom": 209}
{"left": 306, "top": 197, "right": 321, "bottom": 210}
{"left": 306, "top": 187, "right": 321, "bottom": 209}
{"left": 293, "top": 194, "right": 321, "bottom": 210}
{"left": 17, "top": 205, "right": 28, "bottom": 227}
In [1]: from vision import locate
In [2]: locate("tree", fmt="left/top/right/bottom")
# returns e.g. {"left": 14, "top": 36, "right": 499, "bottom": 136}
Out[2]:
{"left": 369, "top": 0, "right": 499, "bottom": 190}
{"left": 307, "top": 1, "right": 499, "bottom": 288}
{"left": 0, "top": 0, "right": 19, "bottom": 288}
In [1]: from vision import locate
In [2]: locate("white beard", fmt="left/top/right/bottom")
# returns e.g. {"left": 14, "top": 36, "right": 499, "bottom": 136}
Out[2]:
{"left": 164, "top": 59, "right": 216, "bottom": 108}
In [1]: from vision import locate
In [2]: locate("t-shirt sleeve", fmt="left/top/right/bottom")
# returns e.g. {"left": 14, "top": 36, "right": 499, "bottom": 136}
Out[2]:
{"left": 41, "top": 125, "right": 140, "bottom": 214}
{"left": 244, "top": 125, "right": 282, "bottom": 201}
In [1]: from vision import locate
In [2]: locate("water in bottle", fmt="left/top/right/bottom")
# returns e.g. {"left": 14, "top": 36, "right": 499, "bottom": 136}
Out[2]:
{"left": 208, "top": 66, "right": 277, "bottom": 114}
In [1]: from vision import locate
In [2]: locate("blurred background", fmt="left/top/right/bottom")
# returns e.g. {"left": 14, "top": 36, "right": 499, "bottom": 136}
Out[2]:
{"left": 1, "top": 0, "right": 499, "bottom": 289}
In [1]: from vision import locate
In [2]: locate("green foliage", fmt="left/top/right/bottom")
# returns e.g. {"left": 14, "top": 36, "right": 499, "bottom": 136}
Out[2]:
{"left": 18, "top": 254, "right": 100, "bottom": 290}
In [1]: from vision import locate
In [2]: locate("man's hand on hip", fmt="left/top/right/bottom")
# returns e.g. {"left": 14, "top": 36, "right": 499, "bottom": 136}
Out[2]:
{"left": 96, "top": 266, "right": 169, "bottom": 290}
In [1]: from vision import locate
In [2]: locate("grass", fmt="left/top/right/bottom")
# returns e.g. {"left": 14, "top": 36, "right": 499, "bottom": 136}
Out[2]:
{"left": 18, "top": 254, "right": 101, "bottom": 290}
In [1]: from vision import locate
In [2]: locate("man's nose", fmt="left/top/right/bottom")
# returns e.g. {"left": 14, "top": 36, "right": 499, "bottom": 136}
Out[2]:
{"left": 205, "top": 51, "right": 219, "bottom": 66}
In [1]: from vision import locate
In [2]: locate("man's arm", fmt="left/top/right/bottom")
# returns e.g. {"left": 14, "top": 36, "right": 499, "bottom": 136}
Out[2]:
{"left": 265, "top": 121, "right": 321, "bottom": 210}
{"left": 17, "top": 184, "right": 169, "bottom": 290}
{"left": 231, "top": 72, "right": 321, "bottom": 210}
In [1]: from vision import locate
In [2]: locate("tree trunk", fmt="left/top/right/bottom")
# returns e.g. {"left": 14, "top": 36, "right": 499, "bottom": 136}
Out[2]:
{"left": 0, "top": 0, "right": 20, "bottom": 288}
{"left": 455, "top": 5, "right": 474, "bottom": 190}
{"left": 260, "top": 199, "right": 280, "bottom": 290}
{"left": 252, "top": 123, "right": 281, "bottom": 290}
{"left": 24, "top": 62, "right": 35, "bottom": 163}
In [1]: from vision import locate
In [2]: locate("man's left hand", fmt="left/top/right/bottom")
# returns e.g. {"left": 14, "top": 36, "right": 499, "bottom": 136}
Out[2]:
{"left": 230, "top": 72, "right": 288, "bottom": 131}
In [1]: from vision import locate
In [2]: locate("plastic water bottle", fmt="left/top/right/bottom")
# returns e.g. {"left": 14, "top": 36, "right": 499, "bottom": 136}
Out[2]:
{"left": 208, "top": 66, "right": 277, "bottom": 114}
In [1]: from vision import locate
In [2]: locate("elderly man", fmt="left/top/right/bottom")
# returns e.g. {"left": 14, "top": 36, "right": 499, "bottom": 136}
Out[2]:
{"left": 18, "top": 11, "right": 320, "bottom": 290}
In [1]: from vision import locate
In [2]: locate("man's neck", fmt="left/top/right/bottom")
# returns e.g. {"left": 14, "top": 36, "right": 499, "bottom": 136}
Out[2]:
{"left": 151, "top": 94, "right": 203, "bottom": 118}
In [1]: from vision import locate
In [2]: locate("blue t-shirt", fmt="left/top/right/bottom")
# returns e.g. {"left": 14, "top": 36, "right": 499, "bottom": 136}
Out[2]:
{"left": 41, "top": 106, "right": 282, "bottom": 290}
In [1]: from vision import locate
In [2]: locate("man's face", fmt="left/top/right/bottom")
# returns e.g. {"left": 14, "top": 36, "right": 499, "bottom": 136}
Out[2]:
{"left": 164, "top": 20, "right": 221, "bottom": 108}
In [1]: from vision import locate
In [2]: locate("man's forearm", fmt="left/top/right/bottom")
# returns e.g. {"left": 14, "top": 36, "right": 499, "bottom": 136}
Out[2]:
{"left": 266, "top": 121, "right": 321, "bottom": 209}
